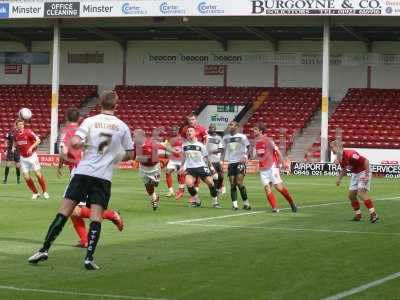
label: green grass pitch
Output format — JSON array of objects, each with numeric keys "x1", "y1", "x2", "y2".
[{"x1": 0, "y1": 167, "x2": 399, "y2": 300}]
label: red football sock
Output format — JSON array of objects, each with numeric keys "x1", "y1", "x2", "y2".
[
  {"x1": 267, "y1": 192, "x2": 277, "y2": 209},
  {"x1": 70, "y1": 216, "x2": 87, "y2": 245},
  {"x1": 145, "y1": 184, "x2": 155, "y2": 195},
  {"x1": 279, "y1": 187, "x2": 294, "y2": 205},
  {"x1": 178, "y1": 173, "x2": 186, "y2": 185},
  {"x1": 79, "y1": 206, "x2": 91, "y2": 219},
  {"x1": 37, "y1": 175, "x2": 48, "y2": 193},
  {"x1": 166, "y1": 173, "x2": 173, "y2": 189},
  {"x1": 363, "y1": 199, "x2": 374, "y2": 210},
  {"x1": 103, "y1": 210, "x2": 116, "y2": 220},
  {"x1": 351, "y1": 200, "x2": 361, "y2": 211},
  {"x1": 25, "y1": 178, "x2": 38, "y2": 194}
]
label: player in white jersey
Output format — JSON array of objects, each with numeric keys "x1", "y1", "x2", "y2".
[
  {"x1": 179, "y1": 126, "x2": 220, "y2": 208},
  {"x1": 223, "y1": 121, "x2": 251, "y2": 210},
  {"x1": 28, "y1": 91, "x2": 134, "y2": 271},
  {"x1": 206, "y1": 123, "x2": 225, "y2": 194}
]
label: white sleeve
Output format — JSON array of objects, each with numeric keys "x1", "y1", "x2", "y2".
[
  {"x1": 202, "y1": 144, "x2": 208, "y2": 157},
  {"x1": 121, "y1": 125, "x2": 134, "y2": 151},
  {"x1": 75, "y1": 118, "x2": 91, "y2": 140},
  {"x1": 243, "y1": 134, "x2": 250, "y2": 147}
]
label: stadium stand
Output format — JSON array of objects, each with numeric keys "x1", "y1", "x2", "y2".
[
  {"x1": 0, "y1": 84, "x2": 97, "y2": 153},
  {"x1": 243, "y1": 87, "x2": 321, "y2": 152},
  {"x1": 86, "y1": 86, "x2": 264, "y2": 135},
  {"x1": 307, "y1": 88, "x2": 400, "y2": 160}
]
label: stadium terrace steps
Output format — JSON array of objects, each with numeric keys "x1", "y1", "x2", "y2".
[
  {"x1": 298, "y1": 101, "x2": 340, "y2": 162},
  {"x1": 243, "y1": 87, "x2": 321, "y2": 153},
  {"x1": 0, "y1": 84, "x2": 97, "y2": 154},
  {"x1": 307, "y1": 88, "x2": 400, "y2": 161}
]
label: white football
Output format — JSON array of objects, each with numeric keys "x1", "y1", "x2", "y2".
[{"x1": 19, "y1": 108, "x2": 32, "y2": 121}]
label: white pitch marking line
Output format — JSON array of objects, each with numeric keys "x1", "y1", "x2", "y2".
[
  {"x1": 167, "y1": 196, "x2": 400, "y2": 225},
  {"x1": 0, "y1": 285, "x2": 173, "y2": 300},
  {"x1": 321, "y1": 271, "x2": 400, "y2": 300},
  {"x1": 174, "y1": 223, "x2": 400, "y2": 237}
]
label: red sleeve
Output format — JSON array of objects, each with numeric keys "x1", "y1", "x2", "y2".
[{"x1": 27, "y1": 129, "x2": 38, "y2": 141}]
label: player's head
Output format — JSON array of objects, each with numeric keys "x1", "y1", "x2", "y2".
[
  {"x1": 186, "y1": 126, "x2": 197, "y2": 141},
  {"x1": 133, "y1": 129, "x2": 146, "y2": 146},
  {"x1": 66, "y1": 107, "x2": 80, "y2": 123},
  {"x1": 15, "y1": 119, "x2": 24, "y2": 131},
  {"x1": 209, "y1": 123, "x2": 217, "y2": 135},
  {"x1": 186, "y1": 112, "x2": 197, "y2": 126},
  {"x1": 330, "y1": 140, "x2": 342, "y2": 155},
  {"x1": 228, "y1": 121, "x2": 239, "y2": 134},
  {"x1": 253, "y1": 122, "x2": 266, "y2": 137},
  {"x1": 171, "y1": 125, "x2": 179, "y2": 137},
  {"x1": 100, "y1": 90, "x2": 119, "y2": 111}
]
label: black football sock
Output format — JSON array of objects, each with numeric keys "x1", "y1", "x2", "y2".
[
  {"x1": 239, "y1": 186, "x2": 248, "y2": 201},
  {"x1": 209, "y1": 185, "x2": 218, "y2": 198},
  {"x1": 4, "y1": 166, "x2": 9, "y2": 181},
  {"x1": 40, "y1": 213, "x2": 68, "y2": 252},
  {"x1": 187, "y1": 186, "x2": 197, "y2": 196},
  {"x1": 16, "y1": 167, "x2": 20, "y2": 180},
  {"x1": 86, "y1": 221, "x2": 102, "y2": 261},
  {"x1": 231, "y1": 186, "x2": 237, "y2": 202}
]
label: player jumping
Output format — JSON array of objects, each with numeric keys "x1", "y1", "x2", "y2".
[
  {"x1": 58, "y1": 107, "x2": 124, "y2": 248},
  {"x1": 331, "y1": 140, "x2": 379, "y2": 223},
  {"x1": 180, "y1": 126, "x2": 220, "y2": 208},
  {"x1": 223, "y1": 121, "x2": 251, "y2": 210},
  {"x1": 164, "y1": 125, "x2": 185, "y2": 200},
  {"x1": 13, "y1": 119, "x2": 49, "y2": 199},
  {"x1": 3, "y1": 123, "x2": 21, "y2": 184},
  {"x1": 28, "y1": 91, "x2": 133, "y2": 270},
  {"x1": 253, "y1": 123, "x2": 297, "y2": 213}
]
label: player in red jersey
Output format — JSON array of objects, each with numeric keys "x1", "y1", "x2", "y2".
[
  {"x1": 253, "y1": 123, "x2": 297, "y2": 212},
  {"x1": 331, "y1": 141, "x2": 379, "y2": 223},
  {"x1": 179, "y1": 112, "x2": 208, "y2": 144},
  {"x1": 164, "y1": 125, "x2": 186, "y2": 200},
  {"x1": 13, "y1": 119, "x2": 49, "y2": 199},
  {"x1": 134, "y1": 129, "x2": 176, "y2": 210},
  {"x1": 58, "y1": 108, "x2": 124, "y2": 248}
]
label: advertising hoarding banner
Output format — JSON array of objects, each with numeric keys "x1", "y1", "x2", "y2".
[
  {"x1": 197, "y1": 105, "x2": 244, "y2": 132},
  {"x1": 291, "y1": 161, "x2": 400, "y2": 178},
  {"x1": 3, "y1": 0, "x2": 400, "y2": 19}
]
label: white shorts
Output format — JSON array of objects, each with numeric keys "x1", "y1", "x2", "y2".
[
  {"x1": 259, "y1": 167, "x2": 282, "y2": 186},
  {"x1": 166, "y1": 160, "x2": 181, "y2": 172},
  {"x1": 349, "y1": 170, "x2": 372, "y2": 191},
  {"x1": 140, "y1": 163, "x2": 161, "y2": 185},
  {"x1": 20, "y1": 152, "x2": 41, "y2": 174}
]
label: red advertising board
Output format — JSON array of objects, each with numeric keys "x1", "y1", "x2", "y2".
[
  {"x1": 204, "y1": 65, "x2": 225, "y2": 76},
  {"x1": 4, "y1": 64, "x2": 23, "y2": 75}
]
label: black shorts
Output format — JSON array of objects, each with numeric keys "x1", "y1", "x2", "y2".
[
  {"x1": 64, "y1": 174, "x2": 111, "y2": 209},
  {"x1": 186, "y1": 166, "x2": 212, "y2": 179},
  {"x1": 212, "y1": 162, "x2": 223, "y2": 174},
  {"x1": 6, "y1": 151, "x2": 20, "y2": 162},
  {"x1": 228, "y1": 162, "x2": 246, "y2": 177}
]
